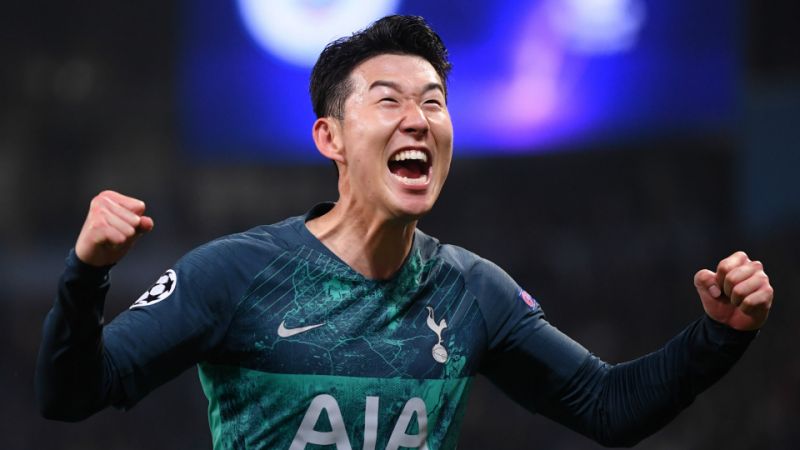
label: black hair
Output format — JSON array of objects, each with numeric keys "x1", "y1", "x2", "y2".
[{"x1": 309, "y1": 15, "x2": 451, "y2": 120}]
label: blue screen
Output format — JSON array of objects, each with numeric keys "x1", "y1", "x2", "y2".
[{"x1": 179, "y1": 0, "x2": 738, "y2": 161}]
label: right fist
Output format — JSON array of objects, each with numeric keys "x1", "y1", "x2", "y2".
[{"x1": 74, "y1": 190, "x2": 154, "y2": 267}]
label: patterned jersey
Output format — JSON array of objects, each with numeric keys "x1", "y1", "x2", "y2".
[
  {"x1": 37, "y1": 203, "x2": 757, "y2": 449},
  {"x1": 101, "y1": 203, "x2": 588, "y2": 449}
]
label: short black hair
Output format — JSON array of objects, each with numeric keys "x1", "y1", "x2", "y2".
[{"x1": 310, "y1": 15, "x2": 451, "y2": 119}]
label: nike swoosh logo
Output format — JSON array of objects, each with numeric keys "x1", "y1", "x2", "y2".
[{"x1": 277, "y1": 320, "x2": 325, "y2": 338}]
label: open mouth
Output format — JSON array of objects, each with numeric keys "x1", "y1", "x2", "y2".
[{"x1": 387, "y1": 149, "x2": 432, "y2": 186}]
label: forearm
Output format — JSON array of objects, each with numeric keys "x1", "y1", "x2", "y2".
[
  {"x1": 35, "y1": 250, "x2": 122, "y2": 421},
  {"x1": 546, "y1": 316, "x2": 757, "y2": 447}
]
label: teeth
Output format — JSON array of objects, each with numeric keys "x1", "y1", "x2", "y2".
[
  {"x1": 391, "y1": 173, "x2": 429, "y2": 185},
  {"x1": 391, "y1": 150, "x2": 428, "y2": 163}
]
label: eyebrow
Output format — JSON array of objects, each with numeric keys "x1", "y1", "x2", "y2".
[{"x1": 368, "y1": 80, "x2": 445, "y2": 96}]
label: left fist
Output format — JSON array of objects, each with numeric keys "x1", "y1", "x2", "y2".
[{"x1": 694, "y1": 251, "x2": 773, "y2": 331}]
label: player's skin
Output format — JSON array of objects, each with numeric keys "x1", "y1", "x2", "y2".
[
  {"x1": 694, "y1": 252, "x2": 773, "y2": 331},
  {"x1": 75, "y1": 190, "x2": 154, "y2": 267},
  {"x1": 74, "y1": 54, "x2": 773, "y2": 332},
  {"x1": 306, "y1": 53, "x2": 453, "y2": 280}
]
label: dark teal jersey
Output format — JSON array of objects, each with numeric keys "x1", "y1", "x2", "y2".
[
  {"x1": 37, "y1": 203, "x2": 758, "y2": 449},
  {"x1": 100, "y1": 203, "x2": 587, "y2": 449}
]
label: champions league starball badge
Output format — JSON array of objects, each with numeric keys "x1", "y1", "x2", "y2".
[
  {"x1": 426, "y1": 306, "x2": 448, "y2": 364},
  {"x1": 130, "y1": 269, "x2": 177, "y2": 309}
]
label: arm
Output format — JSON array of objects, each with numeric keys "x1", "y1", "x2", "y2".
[
  {"x1": 36, "y1": 251, "x2": 121, "y2": 421},
  {"x1": 476, "y1": 253, "x2": 772, "y2": 447},
  {"x1": 484, "y1": 314, "x2": 755, "y2": 447},
  {"x1": 36, "y1": 190, "x2": 153, "y2": 420},
  {"x1": 35, "y1": 191, "x2": 234, "y2": 420}
]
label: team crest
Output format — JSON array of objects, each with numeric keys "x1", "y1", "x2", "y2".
[
  {"x1": 131, "y1": 269, "x2": 177, "y2": 309},
  {"x1": 426, "y1": 306, "x2": 448, "y2": 363}
]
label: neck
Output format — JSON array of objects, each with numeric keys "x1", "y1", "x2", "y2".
[{"x1": 306, "y1": 201, "x2": 417, "y2": 280}]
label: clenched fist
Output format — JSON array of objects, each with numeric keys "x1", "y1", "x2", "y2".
[
  {"x1": 74, "y1": 190, "x2": 154, "y2": 267},
  {"x1": 694, "y1": 251, "x2": 773, "y2": 331}
]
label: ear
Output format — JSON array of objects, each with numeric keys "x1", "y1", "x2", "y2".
[{"x1": 312, "y1": 117, "x2": 345, "y2": 165}]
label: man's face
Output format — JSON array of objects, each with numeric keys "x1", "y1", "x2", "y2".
[{"x1": 337, "y1": 53, "x2": 453, "y2": 221}]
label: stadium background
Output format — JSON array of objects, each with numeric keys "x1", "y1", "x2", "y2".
[{"x1": 1, "y1": 1, "x2": 798, "y2": 449}]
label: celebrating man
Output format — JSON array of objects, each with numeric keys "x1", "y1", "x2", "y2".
[{"x1": 37, "y1": 15, "x2": 773, "y2": 449}]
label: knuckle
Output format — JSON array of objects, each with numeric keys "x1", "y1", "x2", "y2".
[
  {"x1": 89, "y1": 196, "x2": 102, "y2": 210},
  {"x1": 732, "y1": 284, "x2": 748, "y2": 299},
  {"x1": 739, "y1": 300, "x2": 754, "y2": 313},
  {"x1": 741, "y1": 294, "x2": 758, "y2": 305},
  {"x1": 92, "y1": 195, "x2": 113, "y2": 211},
  {"x1": 743, "y1": 295, "x2": 769, "y2": 312},
  {"x1": 720, "y1": 257, "x2": 738, "y2": 270},
  {"x1": 694, "y1": 269, "x2": 706, "y2": 282},
  {"x1": 88, "y1": 216, "x2": 107, "y2": 229},
  {"x1": 758, "y1": 295, "x2": 772, "y2": 309},
  {"x1": 724, "y1": 270, "x2": 738, "y2": 283}
]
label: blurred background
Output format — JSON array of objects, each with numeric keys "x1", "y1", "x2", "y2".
[{"x1": 2, "y1": 0, "x2": 798, "y2": 449}]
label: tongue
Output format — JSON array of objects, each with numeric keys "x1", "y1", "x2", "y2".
[{"x1": 389, "y1": 160, "x2": 425, "y2": 178}]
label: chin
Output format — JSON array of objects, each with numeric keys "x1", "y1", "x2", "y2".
[
  {"x1": 382, "y1": 184, "x2": 441, "y2": 221},
  {"x1": 392, "y1": 199, "x2": 436, "y2": 221}
]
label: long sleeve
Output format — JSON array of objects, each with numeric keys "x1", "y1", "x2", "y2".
[
  {"x1": 487, "y1": 314, "x2": 755, "y2": 447},
  {"x1": 35, "y1": 250, "x2": 122, "y2": 421},
  {"x1": 577, "y1": 316, "x2": 755, "y2": 447},
  {"x1": 471, "y1": 258, "x2": 757, "y2": 447},
  {"x1": 35, "y1": 238, "x2": 247, "y2": 422}
]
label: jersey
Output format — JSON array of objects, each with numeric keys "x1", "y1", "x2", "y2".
[
  {"x1": 100, "y1": 203, "x2": 588, "y2": 449},
  {"x1": 36, "y1": 203, "x2": 759, "y2": 449}
]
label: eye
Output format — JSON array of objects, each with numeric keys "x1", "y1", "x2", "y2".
[
  {"x1": 380, "y1": 97, "x2": 399, "y2": 104},
  {"x1": 423, "y1": 98, "x2": 444, "y2": 109}
]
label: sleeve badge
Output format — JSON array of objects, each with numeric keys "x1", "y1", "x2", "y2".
[
  {"x1": 518, "y1": 289, "x2": 539, "y2": 310},
  {"x1": 130, "y1": 269, "x2": 177, "y2": 309}
]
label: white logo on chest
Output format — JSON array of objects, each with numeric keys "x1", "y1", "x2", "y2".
[
  {"x1": 278, "y1": 320, "x2": 325, "y2": 338},
  {"x1": 425, "y1": 306, "x2": 448, "y2": 364},
  {"x1": 290, "y1": 394, "x2": 429, "y2": 450}
]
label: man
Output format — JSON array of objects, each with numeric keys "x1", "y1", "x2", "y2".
[{"x1": 37, "y1": 15, "x2": 773, "y2": 449}]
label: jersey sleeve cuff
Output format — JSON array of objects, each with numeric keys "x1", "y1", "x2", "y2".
[
  {"x1": 701, "y1": 314, "x2": 759, "y2": 348},
  {"x1": 64, "y1": 248, "x2": 113, "y2": 286}
]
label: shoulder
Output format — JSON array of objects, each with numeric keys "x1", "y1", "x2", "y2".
[
  {"x1": 164, "y1": 216, "x2": 305, "y2": 299},
  {"x1": 415, "y1": 229, "x2": 480, "y2": 272},
  {"x1": 434, "y1": 241, "x2": 519, "y2": 297},
  {"x1": 414, "y1": 229, "x2": 518, "y2": 291},
  {"x1": 180, "y1": 216, "x2": 302, "y2": 269},
  {"x1": 417, "y1": 231, "x2": 532, "y2": 310},
  {"x1": 130, "y1": 216, "x2": 306, "y2": 310}
]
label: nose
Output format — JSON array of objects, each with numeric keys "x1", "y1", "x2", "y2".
[{"x1": 400, "y1": 103, "x2": 429, "y2": 139}]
